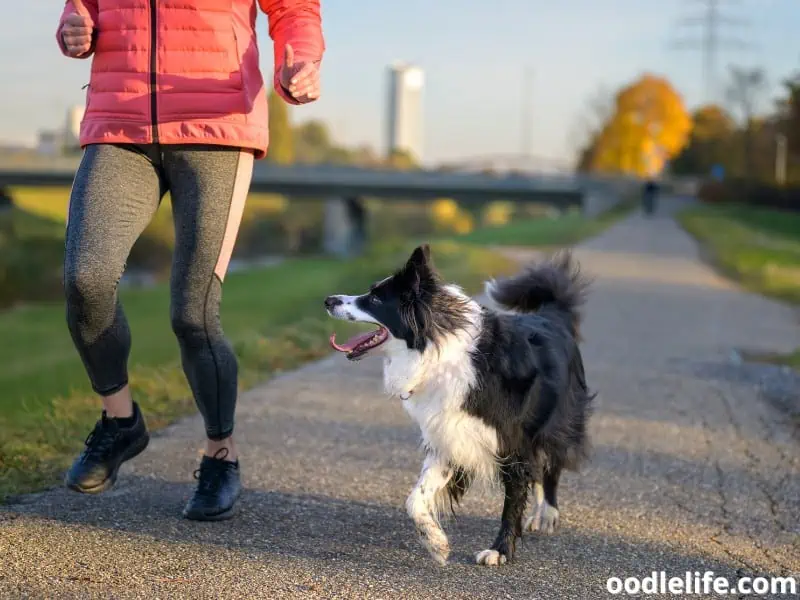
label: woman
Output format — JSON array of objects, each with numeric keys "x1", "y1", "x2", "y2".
[{"x1": 56, "y1": 0, "x2": 324, "y2": 521}]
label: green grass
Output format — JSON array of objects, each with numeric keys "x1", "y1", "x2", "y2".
[
  {"x1": 10, "y1": 185, "x2": 291, "y2": 228},
  {"x1": 678, "y1": 203, "x2": 800, "y2": 304},
  {"x1": 738, "y1": 348, "x2": 800, "y2": 369},
  {"x1": 679, "y1": 202, "x2": 800, "y2": 371},
  {"x1": 455, "y1": 200, "x2": 635, "y2": 247},
  {"x1": 0, "y1": 239, "x2": 517, "y2": 501}
]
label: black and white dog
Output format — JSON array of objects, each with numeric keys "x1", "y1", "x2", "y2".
[{"x1": 324, "y1": 245, "x2": 594, "y2": 566}]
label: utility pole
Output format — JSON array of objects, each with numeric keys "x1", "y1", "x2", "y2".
[
  {"x1": 776, "y1": 133, "x2": 788, "y2": 185},
  {"x1": 702, "y1": 0, "x2": 719, "y2": 102},
  {"x1": 670, "y1": 0, "x2": 751, "y2": 104},
  {"x1": 520, "y1": 66, "x2": 533, "y2": 160}
]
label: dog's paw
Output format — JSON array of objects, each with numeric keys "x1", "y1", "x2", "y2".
[
  {"x1": 426, "y1": 544, "x2": 450, "y2": 566},
  {"x1": 524, "y1": 502, "x2": 560, "y2": 534},
  {"x1": 423, "y1": 540, "x2": 450, "y2": 565},
  {"x1": 417, "y1": 526, "x2": 450, "y2": 565},
  {"x1": 475, "y1": 549, "x2": 507, "y2": 566}
]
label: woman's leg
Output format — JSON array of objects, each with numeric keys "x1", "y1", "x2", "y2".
[
  {"x1": 64, "y1": 143, "x2": 165, "y2": 493},
  {"x1": 161, "y1": 144, "x2": 253, "y2": 520}
]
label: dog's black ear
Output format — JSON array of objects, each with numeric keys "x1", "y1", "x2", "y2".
[
  {"x1": 399, "y1": 255, "x2": 425, "y2": 298},
  {"x1": 410, "y1": 268, "x2": 421, "y2": 296},
  {"x1": 407, "y1": 244, "x2": 432, "y2": 270},
  {"x1": 400, "y1": 244, "x2": 434, "y2": 299}
]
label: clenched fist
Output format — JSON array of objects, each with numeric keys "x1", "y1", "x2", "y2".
[
  {"x1": 278, "y1": 44, "x2": 321, "y2": 103},
  {"x1": 61, "y1": 0, "x2": 94, "y2": 58}
]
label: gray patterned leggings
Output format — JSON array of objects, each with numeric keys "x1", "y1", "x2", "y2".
[{"x1": 64, "y1": 143, "x2": 254, "y2": 440}]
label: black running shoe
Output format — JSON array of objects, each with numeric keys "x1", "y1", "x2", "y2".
[
  {"x1": 64, "y1": 402, "x2": 150, "y2": 494},
  {"x1": 183, "y1": 448, "x2": 241, "y2": 521}
]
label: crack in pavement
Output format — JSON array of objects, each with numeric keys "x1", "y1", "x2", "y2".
[{"x1": 714, "y1": 387, "x2": 797, "y2": 577}]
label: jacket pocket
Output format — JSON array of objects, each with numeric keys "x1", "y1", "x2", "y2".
[
  {"x1": 227, "y1": 16, "x2": 245, "y2": 96},
  {"x1": 83, "y1": 82, "x2": 93, "y2": 114}
]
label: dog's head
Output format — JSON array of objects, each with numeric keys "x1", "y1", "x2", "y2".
[{"x1": 325, "y1": 244, "x2": 471, "y2": 360}]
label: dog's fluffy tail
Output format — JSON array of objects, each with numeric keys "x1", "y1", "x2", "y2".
[{"x1": 484, "y1": 250, "x2": 590, "y2": 330}]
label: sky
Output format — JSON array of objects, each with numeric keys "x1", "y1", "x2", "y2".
[{"x1": 2, "y1": 0, "x2": 799, "y2": 166}]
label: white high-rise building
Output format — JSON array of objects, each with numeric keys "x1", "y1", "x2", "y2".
[
  {"x1": 386, "y1": 62, "x2": 424, "y2": 162},
  {"x1": 64, "y1": 105, "x2": 85, "y2": 149}
]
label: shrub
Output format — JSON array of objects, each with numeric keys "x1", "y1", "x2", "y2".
[
  {"x1": 0, "y1": 231, "x2": 64, "y2": 308},
  {"x1": 698, "y1": 179, "x2": 800, "y2": 211}
]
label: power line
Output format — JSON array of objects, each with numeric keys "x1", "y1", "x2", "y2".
[{"x1": 669, "y1": 0, "x2": 753, "y2": 104}]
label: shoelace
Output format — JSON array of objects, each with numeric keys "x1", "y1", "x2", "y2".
[
  {"x1": 82, "y1": 416, "x2": 121, "y2": 462},
  {"x1": 192, "y1": 448, "x2": 234, "y2": 497}
]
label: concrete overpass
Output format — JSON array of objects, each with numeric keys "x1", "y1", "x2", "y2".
[
  {"x1": 438, "y1": 153, "x2": 576, "y2": 175},
  {"x1": 0, "y1": 162, "x2": 588, "y2": 204},
  {"x1": 0, "y1": 160, "x2": 638, "y2": 256}
]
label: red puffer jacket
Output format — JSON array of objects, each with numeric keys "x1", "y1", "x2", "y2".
[{"x1": 56, "y1": 0, "x2": 324, "y2": 159}]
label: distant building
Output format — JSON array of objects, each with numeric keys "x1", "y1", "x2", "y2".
[
  {"x1": 34, "y1": 105, "x2": 84, "y2": 156},
  {"x1": 385, "y1": 62, "x2": 424, "y2": 163},
  {"x1": 37, "y1": 130, "x2": 63, "y2": 156},
  {"x1": 64, "y1": 105, "x2": 85, "y2": 150}
]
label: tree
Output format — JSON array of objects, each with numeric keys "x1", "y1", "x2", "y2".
[
  {"x1": 266, "y1": 89, "x2": 294, "y2": 164},
  {"x1": 726, "y1": 66, "x2": 767, "y2": 125},
  {"x1": 691, "y1": 104, "x2": 736, "y2": 141},
  {"x1": 725, "y1": 66, "x2": 767, "y2": 177},
  {"x1": 586, "y1": 74, "x2": 692, "y2": 177},
  {"x1": 324, "y1": 146, "x2": 357, "y2": 165},
  {"x1": 670, "y1": 104, "x2": 737, "y2": 176},
  {"x1": 294, "y1": 119, "x2": 332, "y2": 163},
  {"x1": 782, "y1": 75, "x2": 800, "y2": 157},
  {"x1": 351, "y1": 144, "x2": 380, "y2": 167},
  {"x1": 292, "y1": 119, "x2": 369, "y2": 165},
  {"x1": 571, "y1": 84, "x2": 614, "y2": 169},
  {"x1": 385, "y1": 148, "x2": 419, "y2": 170},
  {"x1": 576, "y1": 138, "x2": 598, "y2": 172}
]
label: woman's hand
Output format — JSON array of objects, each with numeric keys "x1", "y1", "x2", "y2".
[
  {"x1": 278, "y1": 44, "x2": 321, "y2": 103},
  {"x1": 61, "y1": 0, "x2": 94, "y2": 58}
]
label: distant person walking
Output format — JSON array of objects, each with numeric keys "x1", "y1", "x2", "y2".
[
  {"x1": 642, "y1": 178, "x2": 659, "y2": 216},
  {"x1": 56, "y1": 0, "x2": 324, "y2": 520}
]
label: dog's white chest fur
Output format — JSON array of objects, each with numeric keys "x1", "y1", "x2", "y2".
[
  {"x1": 402, "y1": 389, "x2": 500, "y2": 482},
  {"x1": 382, "y1": 306, "x2": 500, "y2": 481}
]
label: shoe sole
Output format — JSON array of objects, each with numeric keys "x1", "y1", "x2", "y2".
[
  {"x1": 182, "y1": 504, "x2": 238, "y2": 522},
  {"x1": 66, "y1": 432, "x2": 150, "y2": 495},
  {"x1": 183, "y1": 489, "x2": 242, "y2": 522}
]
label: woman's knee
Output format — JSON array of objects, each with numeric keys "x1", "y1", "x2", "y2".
[
  {"x1": 170, "y1": 301, "x2": 209, "y2": 342},
  {"x1": 64, "y1": 262, "x2": 117, "y2": 311},
  {"x1": 170, "y1": 278, "x2": 224, "y2": 343}
]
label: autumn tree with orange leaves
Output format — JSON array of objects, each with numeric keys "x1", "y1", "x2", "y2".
[{"x1": 579, "y1": 74, "x2": 692, "y2": 177}]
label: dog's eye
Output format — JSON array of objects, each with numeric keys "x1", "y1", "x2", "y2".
[{"x1": 370, "y1": 294, "x2": 381, "y2": 305}]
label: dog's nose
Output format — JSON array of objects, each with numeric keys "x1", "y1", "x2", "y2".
[{"x1": 324, "y1": 296, "x2": 343, "y2": 310}]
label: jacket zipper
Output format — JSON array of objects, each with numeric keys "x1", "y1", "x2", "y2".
[{"x1": 149, "y1": 0, "x2": 159, "y2": 142}]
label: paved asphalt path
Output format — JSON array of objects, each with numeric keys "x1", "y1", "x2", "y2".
[{"x1": 2, "y1": 197, "x2": 799, "y2": 599}]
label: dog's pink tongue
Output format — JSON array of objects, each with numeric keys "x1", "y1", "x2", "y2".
[{"x1": 329, "y1": 331, "x2": 375, "y2": 352}]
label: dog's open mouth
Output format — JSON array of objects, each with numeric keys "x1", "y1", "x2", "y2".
[{"x1": 329, "y1": 326, "x2": 389, "y2": 360}]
